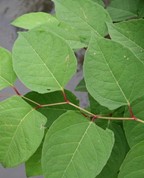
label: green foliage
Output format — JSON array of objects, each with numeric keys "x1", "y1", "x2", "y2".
[
  {"x1": 107, "y1": 19, "x2": 144, "y2": 61},
  {"x1": 54, "y1": 0, "x2": 112, "y2": 42},
  {"x1": 84, "y1": 35, "x2": 144, "y2": 110},
  {"x1": 25, "y1": 90, "x2": 79, "y2": 127},
  {"x1": 12, "y1": 12, "x2": 59, "y2": 30},
  {"x1": 42, "y1": 111, "x2": 114, "y2": 178},
  {"x1": 13, "y1": 31, "x2": 77, "y2": 93},
  {"x1": 0, "y1": 96, "x2": 46, "y2": 167},
  {"x1": 106, "y1": 0, "x2": 144, "y2": 21},
  {"x1": 0, "y1": 0, "x2": 144, "y2": 177},
  {"x1": 0, "y1": 48, "x2": 16, "y2": 90},
  {"x1": 118, "y1": 141, "x2": 144, "y2": 178},
  {"x1": 124, "y1": 96, "x2": 144, "y2": 148}
]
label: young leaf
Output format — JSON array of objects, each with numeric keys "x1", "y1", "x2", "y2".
[
  {"x1": 107, "y1": 19, "x2": 144, "y2": 63},
  {"x1": 118, "y1": 141, "x2": 144, "y2": 178},
  {"x1": 96, "y1": 123, "x2": 129, "y2": 178},
  {"x1": 123, "y1": 96, "x2": 144, "y2": 148},
  {"x1": 0, "y1": 47, "x2": 16, "y2": 90},
  {"x1": 84, "y1": 36, "x2": 144, "y2": 110},
  {"x1": 0, "y1": 96, "x2": 47, "y2": 167},
  {"x1": 42, "y1": 111, "x2": 114, "y2": 178},
  {"x1": 12, "y1": 31, "x2": 77, "y2": 93},
  {"x1": 25, "y1": 144, "x2": 43, "y2": 177},
  {"x1": 53, "y1": 0, "x2": 112, "y2": 42},
  {"x1": 12, "y1": 12, "x2": 59, "y2": 30},
  {"x1": 107, "y1": 0, "x2": 144, "y2": 21},
  {"x1": 25, "y1": 90, "x2": 79, "y2": 127}
]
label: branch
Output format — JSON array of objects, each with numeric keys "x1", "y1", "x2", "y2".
[{"x1": 11, "y1": 86, "x2": 144, "y2": 124}]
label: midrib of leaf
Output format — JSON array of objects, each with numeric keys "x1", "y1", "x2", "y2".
[
  {"x1": 58, "y1": 2, "x2": 101, "y2": 36},
  {"x1": 0, "y1": 75, "x2": 13, "y2": 86},
  {"x1": 112, "y1": 26, "x2": 144, "y2": 65},
  {"x1": 98, "y1": 44, "x2": 130, "y2": 105},
  {"x1": 3, "y1": 108, "x2": 35, "y2": 163},
  {"x1": 61, "y1": 122, "x2": 92, "y2": 178},
  {"x1": 22, "y1": 34, "x2": 63, "y2": 91}
]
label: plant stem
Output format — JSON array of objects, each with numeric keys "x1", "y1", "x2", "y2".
[
  {"x1": 69, "y1": 102, "x2": 97, "y2": 117},
  {"x1": 21, "y1": 95, "x2": 41, "y2": 106},
  {"x1": 11, "y1": 86, "x2": 144, "y2": 124},
  {"x1": 98, "y1": 116, "x2": 144, "y2": 124},
  {"x1": 42, "y1": 102, "x2": 68, "y2": 107}
]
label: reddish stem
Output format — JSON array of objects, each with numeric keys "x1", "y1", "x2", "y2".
[
  {"x1": 128, "y1": 105, "x2": 137, "y2": 120},
  {"x1": 12, "y1": 86, "x2": 21, "y2": 96},
  {"x1": 81, "y1": 112, "x2": 89, "y2": 118},
  {"x1": 91, "y1": 115, "x2": 98, "y2": 122},
  {"x1": 62, "y1": 90, "x2": 69, "y2": 104},
  {"x1": 35, "y1": 105, "x2": 43, "y2": 110}
]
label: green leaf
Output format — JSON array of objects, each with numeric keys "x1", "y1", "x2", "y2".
[
  {"x1": 118, "y1": 141, "x2": 144, "y2": 178},
  {"x1": 42, "y1": 111, "x2": 114, "y2": 178},
  {"x1": 53, "y1": 0, "x2": 112, "y2": 42},
  {"x1": 0, "y1": 47, "x2": 16, "y2": 90},
  {"x1": 84, "y1": 36, "x2": 144, "y2": 110},
  {"x1": 12, "y1": 12, "x2": 59, "y2": 30},
  {"x1": 32, "y1": 22, "x2": 87, "y2": 50},
  {"x1": 75, "y1": 79, "x2": 87, "y2": 92},
  {"x1": 0, "y1": 96, "x2": 47, "y2": 167},
  {"x1": 96, "y1": 123, "x2": 129, "y2": 178},
  {"x1": 123, "y1": 96, "x2": 144, "y2": 148},
  {"x1": 25, "y1": 90, "x2": 79, "y2": 128},
  {"x1": 107, "y1": 19, "x2": 144, "y2": 63},
  {"x1": 12, "y1": 31, "x2": 77, "y2": 93},
  {"x1": 89, "y1": 94, "x2": 112, "y2": 115},
  {"x1": 107, "y1": 0, "x2": 144, "y2": 21},
  {"x1": 25, "y1": 144, "x2": 43, "y2": 177}
]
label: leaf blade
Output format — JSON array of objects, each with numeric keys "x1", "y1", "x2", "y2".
[
  {"x1": 12, "y1": 31, "x2": 77, "y2": 93},
  {"x1": 107, "y1": 19, "x2": 144, "y2": 63},
  {"x1": 118, "y1": 141, "x2": 144, "y2": 178},
  {"x1": 42, "y1": 111, "x2": 114, "y2": 178},
  {"x1": 0, "y1": 48, "x2": 16, "y2": 90},
  {"x1": 0, "y1": 96, "x2": 47, "y2": 167},
  {"x1": 12, "y1": 12, "x2": 59, "y2": 30},
  {"x1": 53, "y1": 0, "x2": 112, "y2": 42},
  {"x1": 84, "y1": 36, "x2": 144, "y2": 110}
]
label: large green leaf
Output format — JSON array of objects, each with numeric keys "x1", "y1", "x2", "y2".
[
  {"x1": 107, "y1": 0, "x2": 144, "y2": 21},
  {"x1": 118, "y1": 141, "x2": 144, "y2": 178},
  {"x1": 107, "y1": 19, "x2": 144, "y2": 63},
  {"x1": 123, "y1": 96, "x2": 144, "y2": 148},
  {"x1": 12, "y1": 31, "x2": 77, "y2": 93},
  {"x1": 0, "y1": 48, "x2": 16, "y2": 90},
  {"x1": 25, "y1": 90, "x2": 79, "y2": 127},
  {"x1": 96, "y1": 123, "x2": 129, "y2": 178},
  {"x1": 12, "y1": 12, "x2": 59, "y2": 30},
  {"x1": 84, "y1": 36, "x2": 144, "y2": 110},
  {"x1": 53, "y1": 0, "x2": 112, "y2": 42},
  {"x1": 42, "y1": 111, "x2": 114, "y2": 178},
  {"x1": 0, "y1": 96, "x2": 47, "y2": 167}
]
